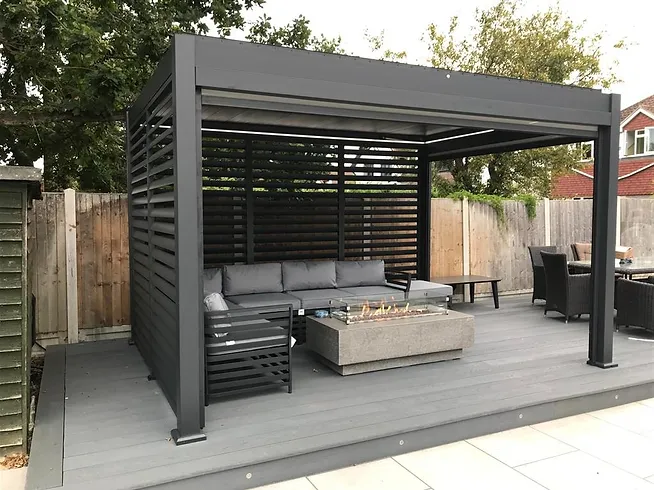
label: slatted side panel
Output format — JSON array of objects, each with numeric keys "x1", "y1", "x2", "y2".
[
  {"x1": 251, "y1": 139, "x2": 339, "y2": 263},
  {"x1": 127, "y1": 78, "x2": 179, "y2": 412},
  {"x1": 343, "y1": 147, "x2": 419, "y2": 274},
  {"x1": 201, "y1": 132, "x2": 419, "y2": 275}
]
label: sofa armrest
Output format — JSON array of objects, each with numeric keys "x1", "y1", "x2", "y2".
[
  {"x1": 385, "y1": 271, "x2": 412, "y2": 295},
  {"x1": 204, "y1": 304, "x2": 293, "y2": 354}
]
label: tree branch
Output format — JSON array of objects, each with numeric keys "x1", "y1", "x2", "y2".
[{"x1": 0, "y1": 111, "x2": 125, "y2": 126}]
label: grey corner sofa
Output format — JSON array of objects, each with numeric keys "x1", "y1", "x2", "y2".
[
  {"x1": 203, "y1": 259, "x2": 452, "y2": 313},
  {"x1": 201, "y1": 259, "x2": 452, "y2": 402}
]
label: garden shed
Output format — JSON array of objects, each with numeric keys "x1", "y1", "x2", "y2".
[
  {"x1": 125, "y1": 33, "x2": 622, "y2": 445},
  {"x1": 0, "y1": 166, "x2": 42, "y2": 457}
]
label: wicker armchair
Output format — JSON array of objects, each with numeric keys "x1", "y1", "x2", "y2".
[
  {"x1": 571, "y1": 243, "x2": 592, "y2": 261},
  {"x1": 615, "y1": 278, "x2": 654, "y2": 333},
  {"x1": 541, "y1": 251, "x2": 592, "y2": 323},
  {"x1": 528, "y1": 246, "x2": 557, "y2": 304}
]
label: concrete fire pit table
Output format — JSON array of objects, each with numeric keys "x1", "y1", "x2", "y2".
[{"x1": 306, "y1": 300, "x2": 475, "y2": 375}]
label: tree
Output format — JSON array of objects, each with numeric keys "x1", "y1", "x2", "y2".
[
  {"x1": 1, "y1": 0, "x2": 266, "y2": 190},
  {"x1": 372, "y1": 0, "x2": 625, "y2": 197},
  {"x1": 247, "y1": 14, "x2": 343, "y2": 53},
  {"x1": 1, "y1": 2, "x2": 341, "y2": 191}
]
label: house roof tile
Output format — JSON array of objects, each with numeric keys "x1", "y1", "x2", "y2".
[
  {"x1": 552, "y1": 158, "x2": 654, "y2": 198},
  {"x1": 621, "y1": 94, "x2": 654, "y2": 122}
]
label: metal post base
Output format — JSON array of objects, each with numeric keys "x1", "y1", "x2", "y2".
[
  {"x1": 587, "y1": 360, "x2": 618, "y2": 369},
  {"x1": 171, "y1": 429, "x2": 207, "y2": 446}
]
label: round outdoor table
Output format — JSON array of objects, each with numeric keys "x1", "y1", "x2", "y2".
[{"x1": 568, "y1": 258, "x2": 654, "y2": 280}]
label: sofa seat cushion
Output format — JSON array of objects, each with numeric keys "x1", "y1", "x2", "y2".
[
  {"x1": 406, "y1": 280, "x2": 453, "y2": 298},
  {"x1": 223, "y1": 262, "x2": 283, "y2": 296},
  {"x1": 338, "y1": 285, "x2": 405, "y2": 299},
  {"x1": 282, "y1": 260, "x2": 336, "y2": 290},
  {"x1": 287, "y1": 288, "x2": 354, "y2": 310},
  {"x1": 226, "y1": 292, "x2": 301, "y2": 310},
  {"x1": 336, "y1": 260, "x2": 386, "y2": 288}
]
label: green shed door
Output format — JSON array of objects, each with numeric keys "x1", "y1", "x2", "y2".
[{"x1": 0, "y1": 188, "x2": 29, "y2": 457}]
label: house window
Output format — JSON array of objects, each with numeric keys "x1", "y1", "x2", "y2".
[
  {"x1": 623, "y1": 127, "x2": 654, "y2": 156},
  {"x1": 581, "y1": 141, "x2": 593, "y2": 161},
  {"x1": 573, "y1": 141, "x2": 594, "y2": 161}
]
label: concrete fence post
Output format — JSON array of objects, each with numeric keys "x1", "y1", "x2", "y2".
[{"x1": 63, "y1": 188, "x2": 79, "y2": 344}]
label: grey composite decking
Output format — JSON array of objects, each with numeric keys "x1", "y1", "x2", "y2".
[{"x1": 28, "y1": 296, "x2": 654, "y2": 490}]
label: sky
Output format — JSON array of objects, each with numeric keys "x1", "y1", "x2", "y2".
[{"x1": 225, "y1": 0, "x2": 653, "y2": 109}]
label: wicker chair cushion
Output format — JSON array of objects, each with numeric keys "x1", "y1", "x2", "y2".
[{"x1": 573, "y1": 243, "x2": 592, "y2": 261}]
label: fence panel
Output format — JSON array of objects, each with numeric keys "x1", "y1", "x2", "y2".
[
  {"x1": 430, "y1": 199, "x2": 464, "y2": 278},
  {"x1": 550, "y1": 199, "x2": 593, "y2": 258},
  {"x1": 468, "y1": 200, "x2": 546, "y2": 293},
  {"x1": 28, "y1": 193, "x2": 67, "y2": 342},
  {"x1": 621, "y1": 198, "x2": 654, "y2": 258},
  {"x1": 76, "y1": 193, "x2": 130, "y2": 339},
  {"x1": 26, "y1": 192, "x2": 654, "y2": 344}
]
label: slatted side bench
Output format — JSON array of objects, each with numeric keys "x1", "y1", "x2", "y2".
[{"x1": 204, "y1": 304, "x2": 293, "y2": 403}]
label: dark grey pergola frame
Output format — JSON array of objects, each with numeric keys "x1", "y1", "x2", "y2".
[{"x1": 126, "y1": 33, "x2": 620, "y2": 444}]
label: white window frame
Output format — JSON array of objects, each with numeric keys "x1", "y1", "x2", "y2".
[
  {"x1": 621, "y1": 126, "x2": 654, "y2": 157},
  {"x1": 580, "y1": 141, "x2": 594, "y2": 161}
]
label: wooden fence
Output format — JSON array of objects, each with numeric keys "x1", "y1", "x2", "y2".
[
  {"x1": 27, "y1": 192, "x2": 653, "y2": 343},
  {"x1": 28, "y1": 191, "x2": 129, "y2": 344}
]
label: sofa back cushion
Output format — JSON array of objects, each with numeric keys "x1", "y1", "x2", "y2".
[
  {"x1": 223, "y1": 262, "x2": 283, "y2": 296},
  {"x1": 336, "y1": 260, "x2": 386, "y2": 288},
  {"x1": 202, "y1": 268, "x2": 223, "y2": 296},
  {"x1": 282, "y1": 260, "x2": 336, "y2": 291}
]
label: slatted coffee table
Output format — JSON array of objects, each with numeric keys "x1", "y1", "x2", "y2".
[{"x1": 432, "y1": 275, "x2": 501, "y2": 309}]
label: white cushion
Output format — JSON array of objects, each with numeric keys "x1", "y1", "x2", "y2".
[{"x1": 204, "y1": 292, "x2": 229, "y2": 312}]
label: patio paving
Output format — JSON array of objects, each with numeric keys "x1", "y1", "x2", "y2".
[{"x1": 253, "y1": 399, "x2": 654, "y2": 490}]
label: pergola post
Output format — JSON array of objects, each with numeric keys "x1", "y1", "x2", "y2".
[
  {"x1": 417, "y1": 148, "x2": 432, "y2": 281},
  {"x1": 171, "y1": 34, "x2": 206, "y2": 443},
  {"x1": 588, "y1": 94, "x2": 621, "y2": 369}
]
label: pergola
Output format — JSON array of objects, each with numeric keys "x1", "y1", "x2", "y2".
[{"x1": 126, "y1": 33, "x2": 620, "y2": 444}]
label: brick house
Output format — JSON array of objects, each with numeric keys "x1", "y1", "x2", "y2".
[{"x1": 552, "y1": 94, "x2": 654, "y2": 198}]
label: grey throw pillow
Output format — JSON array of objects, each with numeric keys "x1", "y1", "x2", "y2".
[
  {"x1": 223, "y1": 263, "x2": 284, "y2": 296},
  {"x1": 336, "y1": 260, "x2": 386, "y2": 287},
  {"x1": 203, "y1": 268, "x2": 223, "y2": 296},
  {"x1": 282, "y1": 260, "x2": 336, "y2": 290}
]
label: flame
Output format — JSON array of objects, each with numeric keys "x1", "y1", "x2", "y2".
[{"x1": 357, "y1": 298, "x2": 411, "y2": 320}]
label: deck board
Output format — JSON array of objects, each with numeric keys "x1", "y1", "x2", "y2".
[{"x1": 28, "y1": 296, "x2": 654, "y2": 490}]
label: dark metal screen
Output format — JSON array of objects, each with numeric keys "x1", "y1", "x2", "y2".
[
  {"x1": 201, "y1": 130, "x2": 420, "y2": 275},
  {"x1": 127, "y1": 78, "x2": 179, "y2": 411}
]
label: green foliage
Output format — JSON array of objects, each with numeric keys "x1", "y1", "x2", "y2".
[
  {"x1": 371, "y1": 0, "x2": 625, "y2": 197},
  {"x1": 1, "y1": 0, "x2": 265, "y2": 190},
  {"x1": 247, "y1": 14, "x2": 344, "y2": 53},
  {"x1": 514, "y1": 193, "x2": 538, "y2": 220},
  {"x1": 434, "y1": 190, "x2": 538, "y2": 224},
  {"x1": 0, "y1": 1, "x2": 341, "y2": 191}
]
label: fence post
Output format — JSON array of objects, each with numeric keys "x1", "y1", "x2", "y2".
[
  {"x1": 63, "y1": 188, "x2": 79, "y2": 344},
  {"x1": 543, "y1": 198, "x2": 551, "y2": 246},
  {"x1": 615, "y1": 196, "x2": 622, "y2": 247},
  {"x1": 462, "y1": 197, "x2": 470, "y2": 302}
]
